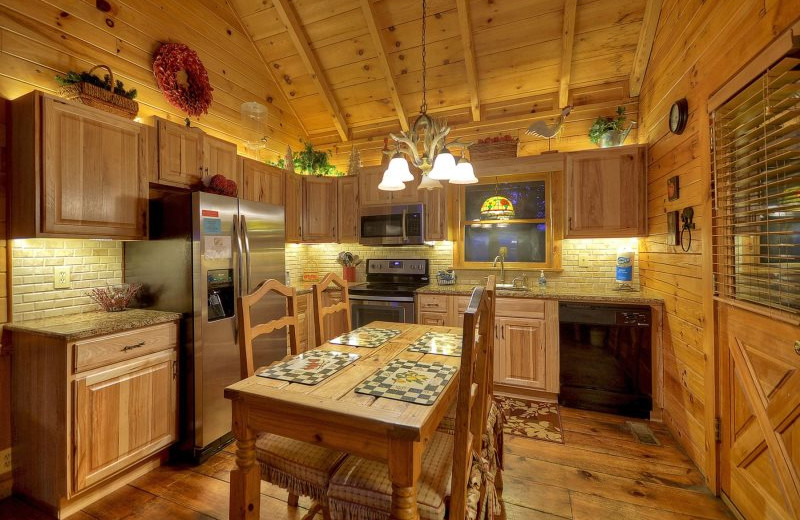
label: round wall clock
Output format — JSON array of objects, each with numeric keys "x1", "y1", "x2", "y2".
[{"x1": 669, "y1": 98, "x2": 689, "y2": 134}]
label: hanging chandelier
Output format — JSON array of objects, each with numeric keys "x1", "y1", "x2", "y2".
[
  {"x1": 480, "y1": 178, "x2": 515, "y2": 220},
  {"x1": 379, "y1": 0, "x2": 477, "y2": 191}
]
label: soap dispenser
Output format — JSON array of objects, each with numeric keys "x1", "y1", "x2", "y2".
[{"x1": 538, "y1": 270, "x2": 547, "y2": 288}]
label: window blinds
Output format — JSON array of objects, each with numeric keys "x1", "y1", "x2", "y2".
[{"x1": 711, "y1": 54, "x2": 800, "y2": 314}]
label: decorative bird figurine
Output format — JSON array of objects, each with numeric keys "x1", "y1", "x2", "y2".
[{"x1": 526, "y1": 105, "x2": 572, "y2": 138}]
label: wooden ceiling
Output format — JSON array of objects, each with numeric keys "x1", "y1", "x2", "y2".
[{"x1": 229, "y1": 0, "x2": 660, "y2": 163}]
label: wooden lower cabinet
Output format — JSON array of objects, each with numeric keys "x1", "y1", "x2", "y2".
[
  {"x1": 10, "y1": 321, "x2": 179, "y2": 516},
  {"x1": 416, "y1": 293, "x2": 559, "y2": 393}
]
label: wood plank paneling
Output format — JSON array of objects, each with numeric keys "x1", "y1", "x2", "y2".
[
  {"x1": 0, "y1": 99, "x2": 10, "y2": 500},
  {"x1": 0, "y1": 0, "x2": 306, "y2": 157},
  {"x1": 637, "y1": 0, "x2": 800, "y2": 492}
]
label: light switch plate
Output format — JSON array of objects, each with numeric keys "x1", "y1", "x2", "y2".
[
  {"x1": 579, "y1": 255, "x2": 589, "y2": 268},
  {"x1": 0, "y1": 448, "x2": 11, "y2": 474},
  {"x1": 54, "y1": 266, "x2": 71, "y2": 289}
]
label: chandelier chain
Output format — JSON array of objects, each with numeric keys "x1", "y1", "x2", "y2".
[{"x1": 420, "y1": 0, "x2": 427, "y2": 114}]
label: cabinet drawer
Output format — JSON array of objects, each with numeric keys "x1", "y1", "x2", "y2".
[
  {"x1": 417, "y1": 294, "x2": 449, "y2": 313},
  {"x1": 73, "y1": 322, "x2": 178, "y2": 373},
  {"x1": 496, "y1": 298, "x2": 545, "y2": 319}
]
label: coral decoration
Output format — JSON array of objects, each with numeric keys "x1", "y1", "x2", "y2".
[
  {"x1": 87, "y1": 283, "x2": 142, "y2": 312},
  {"x1": 152, "y1": 43, "x2": 213, "y2": 117}
]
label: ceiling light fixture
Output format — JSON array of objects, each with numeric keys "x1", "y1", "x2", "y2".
[
  {"x1": 381, "y1": 0, "x2": 471, "y2": 191},
  {"x1": 480, "y1": 178, "x2": 515, "y2": 220}
]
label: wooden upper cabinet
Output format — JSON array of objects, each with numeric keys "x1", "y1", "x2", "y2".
[
  {"x1": 203, "y1": 135, "x2": 237, "y2": 182},
  {"x1": 337, "y1": 176, "x2": 359, "y2": 243},
  {"x1": 565, "y1": 145, "x2": 647, "y2": 238},
  {"x1": 240, "y1": 157, "x2": 285, "y2": 206},
  {"x1": 422, "y1": 186, "x2": 448, "y2": 241},
  {"x1": 285, "y1": 172, "x2": 303, "y2": 242},
  {"x1": 390, "y1": 175, "x2": 421, "y2": 204},
  {"x1": 10, "y1": 92, "x2": 147, "y2": 239},
  {"x1": 302, "y1": 177, "x2": 338, "y2": 242},
  {"x1": 155, "y1": 117, "x2": 204, "y2": 188},
  {"x1": 359, "y1": 167, "x2": 393, "y2": 206}
]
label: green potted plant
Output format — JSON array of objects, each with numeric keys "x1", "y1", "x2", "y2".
[
  {"x1": 270, "y1": 140, "x2": 343, "y2": 176},
  {"x1": 588, "y1": 106, "x2": 636, "y2": 147}
]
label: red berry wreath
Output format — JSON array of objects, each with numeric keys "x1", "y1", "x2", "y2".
[{"x1": 152, "y1": 43, "x2": 213, "y2": 117}]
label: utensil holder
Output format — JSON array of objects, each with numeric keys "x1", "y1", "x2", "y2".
[{"x1": 343, "y1": 266, "x2": 356, "y2": 282}]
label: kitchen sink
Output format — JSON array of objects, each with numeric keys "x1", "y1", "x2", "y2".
[{"x1": 496, "y1": 283, "x2": 529, "y2": 291}]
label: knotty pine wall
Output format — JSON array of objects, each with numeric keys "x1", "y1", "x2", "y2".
[
  {"x1": 637, "y1": 0, "x2": 799, "y2": 487},
  {"x1": 0, "y1": 100, "x2": 10, "y2": 499},
  {"x1": 0, "y1": 0, "x2": 306, "y2": 158}
]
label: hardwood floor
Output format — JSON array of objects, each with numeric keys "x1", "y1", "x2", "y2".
[{"x1": 0, "y1": 407, "x2": 733, "y2": 519}]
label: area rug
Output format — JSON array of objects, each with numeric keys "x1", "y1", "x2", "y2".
[{"x1": 495, "y1": 395, "x2": 564, "y2": 444}]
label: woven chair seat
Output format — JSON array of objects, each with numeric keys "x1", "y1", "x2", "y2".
[
  {"x1": 256, "y1": 433, "x2": 347, "y2": 503},
  {"x1": 328, "y1": 432, "x2": 454, "y2": 520}
]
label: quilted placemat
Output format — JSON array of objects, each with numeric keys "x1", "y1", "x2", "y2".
[
  {"x1": 329, "y1": 326, "x2": 402, "y2": 348},
  {"x1": 355, "y1": 359, "x2": 457, "y2": 405},
  {"x1": 407, "y1": 331, "x2": 463, "y2": 357},
  {"x1": 257, "y1": 349, "x2": 360, "y2": 385}
]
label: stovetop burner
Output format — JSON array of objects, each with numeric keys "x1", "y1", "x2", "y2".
[{"x1": 349, "y1": 259, "x2": 430, "y2": 297}]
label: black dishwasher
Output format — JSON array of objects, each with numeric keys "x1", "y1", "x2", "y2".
[{"x1": 558, "y1": 303, "x2": 652, "y2": 418}]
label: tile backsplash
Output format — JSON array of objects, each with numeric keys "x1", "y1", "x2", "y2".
[
  {"x1": 11, "y1": 239, "x2": 123, "y2": 322},
  {"x1": 285, "y1": 238, "x2": 639, "y2": 291}
]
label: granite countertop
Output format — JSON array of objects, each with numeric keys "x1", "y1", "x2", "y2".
[
  {"x1": 416, "y1": 284, "x2": 664, "y2": 305},
  {"x1": 4, "y1": 309, "x2": 182, "y2": 341}
]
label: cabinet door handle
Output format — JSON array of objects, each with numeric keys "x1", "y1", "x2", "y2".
[
  {"x1": 121, "y1": 341, "x2": 146, "y2": 352},
  {"x1": 794, "y1": 340, "x2": 800, "y2": 356},
  {"x1": 501, "y1": 327, "x2": 505, "y2": 340},
  {"x1": 568, "y1": 217, "x2": 573, "y2": 230},
  {"x1": 172, "y1": 360, "x2": 178, "y2": 380}
]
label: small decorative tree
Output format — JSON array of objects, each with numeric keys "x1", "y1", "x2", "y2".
[{"x1": 347, "y1": 147, "x2": 362, "y2": 176}]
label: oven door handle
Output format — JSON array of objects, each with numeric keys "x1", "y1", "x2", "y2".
[{"x1": 349, "y1": 294, "x2": 415, "y2": 303}]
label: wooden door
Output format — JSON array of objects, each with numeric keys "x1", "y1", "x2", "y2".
[
  {"x1": 391, "y1": 175, "x2": 421, "y2": 204},
  {"x1": 73, "y1": 349, "x2": 177, "y2": 493},
  {"x1": 302, "y1": 177, "x2": 337, "y2": 242},
  {"x1": 241, "y1": 157, "x2": 285, "y2": 206},
  {"x1": 203, "y1": 135, "x2": 238, "y2": 185},
  {"x1": 41, "y1": 97, "x2": 147, "y2": 239},
  {"x1": 359, "y1": 167, "x2": 393, "y2": 206},
  {"x1": 495, "y1": 317, "x2": 547, "y2": 390},
  {"x1": 422, "y1": 186, "x2": 447, "y2": 241},
  {"x1": 720, "y1": 304, "x2": 800, "y2": 519},
  {"x1": 285, "y1": 173, "x2": 303, "y2": 242},
  {"x1": 337, "y1": 176, "x2": 359, "y2": 243},
  {"x1": 156, "y1": 118, "x2": 204, "y2": 187},
  {"x1": 565, "y1": 145, "x2": 647, "y2": 238}
]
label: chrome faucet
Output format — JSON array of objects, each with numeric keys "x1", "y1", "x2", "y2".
[{"x1": 492, "y1": 254, "x2": 506, "y2": 284}]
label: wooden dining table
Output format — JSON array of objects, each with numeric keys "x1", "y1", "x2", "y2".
[{"x1": 224, "y1": 321, "x2": 463, "y2": 520}]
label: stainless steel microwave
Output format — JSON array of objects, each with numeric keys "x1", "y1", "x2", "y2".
[{"x1": 359, "y1": 204, "x2": 424, "y2": 245}]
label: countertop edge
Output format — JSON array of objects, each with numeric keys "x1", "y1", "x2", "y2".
[
  {"x1": 5, "y1": 309, "x2": 183, "y2": 341},
  {"x1": 415, "y1": 285, "x2": 664, "y2": 305}
]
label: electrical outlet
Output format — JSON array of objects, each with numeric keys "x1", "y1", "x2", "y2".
[
  {"x1": 579, "y1": 255, "x2": 589, "y2": 268},
  {"x1": 0, "y1": 448, "x2": 11, "y2": 474},
  {"x1": 54, "y1": 266, "x2": 71, "y2": 289}
]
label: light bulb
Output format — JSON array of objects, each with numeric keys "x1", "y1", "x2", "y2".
[
  {"x1": 387, "y1": 154, "x2": 413, "y2": 182},
  {"x1": 449, "y1": 159, "x2": 478, "y2": 184},
  {"x1": 428, "y1": 148, "x2": 456, "y2": 180},
  {"x1": 417, "y1": 175, "x2": 442, "y2": 190},
  {"x1": 378, "y1": 170, "x2": 405, "y2": 191}
]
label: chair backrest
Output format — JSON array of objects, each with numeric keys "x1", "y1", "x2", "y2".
[
  {"x1": 312, "y1": 272, "x2": 352, "y2": 346},
  {"x1": 484, "y1": 275, "x2": 496, "y2": 397},
  {"x1": 237, "y1": 279, "x2": 299, "y2": 379},
  {"x1": 450, "y1": 284, "x2": 495, "y2": 520}
]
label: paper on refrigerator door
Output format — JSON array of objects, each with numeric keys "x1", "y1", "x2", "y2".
[{"x1": 204, "y1": 236, "x2": 232, "y2": 259}]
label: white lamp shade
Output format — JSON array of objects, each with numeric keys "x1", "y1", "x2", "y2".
[
  {"x1": 378, "y1": 170, "x2": 406, "y2": 191},
  {"x1": 428, "y1": 150, "x2": 456, "y2": 180},
  {"x1": 449, "y1": 160, "x2": 478, "y2": 184},
  {"x1": 387, "y1": 156, "x2": 414, "y2": 182},
  {"x1": 417, "y1": 175, "x2": 442, "y2": 190}
]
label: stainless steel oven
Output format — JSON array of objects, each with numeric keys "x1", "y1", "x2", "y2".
[
  {"x1": 359, "y1": 204, "x2": 424, "y2": 245},
  {"x1": 350, "y1": 295, "x2": 415, "y2": 328}
]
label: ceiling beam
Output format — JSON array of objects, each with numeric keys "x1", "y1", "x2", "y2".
[
  {"x1": 271, "y1": 0, "x2": 349, "y2": 141},
  {"x1": 629, "y1": 0, "x2": 662, "y2": 97},
  {"x1": 224, "y1": 1, "x2": 309, "y2": 138},
  {"x1": 559, "y1": 0, "x2": 578, "y2": 108},
  {"x1": 358, "y1": 0, "x2": 409, "y2": 132},
  {"x1": 455, "y1": 0, "x2": 481, "y2": 121}
]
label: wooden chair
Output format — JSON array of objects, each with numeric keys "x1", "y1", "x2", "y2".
[
  {"x1": 238, "y1": 279, "x2": 346, "y2": 520},
  {"x1": 326, "y1": 285, "x2": 498, "y2": 520},
  {"x1": 312, "y1": 272, "x2": 352, "y2": 346}
]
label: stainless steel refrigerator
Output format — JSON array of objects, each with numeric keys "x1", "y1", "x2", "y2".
[{"x1": 125, "y1": 191, "x2": 286, "y2": 461}]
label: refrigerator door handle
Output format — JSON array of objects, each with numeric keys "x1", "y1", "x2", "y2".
[
  {"x1": 233, "y1": 213, "x2": 243, "y2": 343},
  {"x1": 242, "y1": 214, "x2": 252, "y2": 295}
]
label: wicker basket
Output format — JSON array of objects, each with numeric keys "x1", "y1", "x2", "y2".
[
  {"x1": 58, "y1": 65, "x2": 139, "y2": 119},
  {"x1": 468, "y1": 139, "x2": 518, "y2": 161}
]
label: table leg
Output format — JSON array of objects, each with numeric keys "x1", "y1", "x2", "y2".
[
  {"x1": 388, "y1": 439, "x2": 422, "y2": 520},
  {"x1": 230, "y1": 400, "x2": 261, "y2": 520}
]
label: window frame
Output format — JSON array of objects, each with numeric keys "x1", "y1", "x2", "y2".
[{"x1": 454, "y1": 171, "x2": 561, "y2": 270}]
